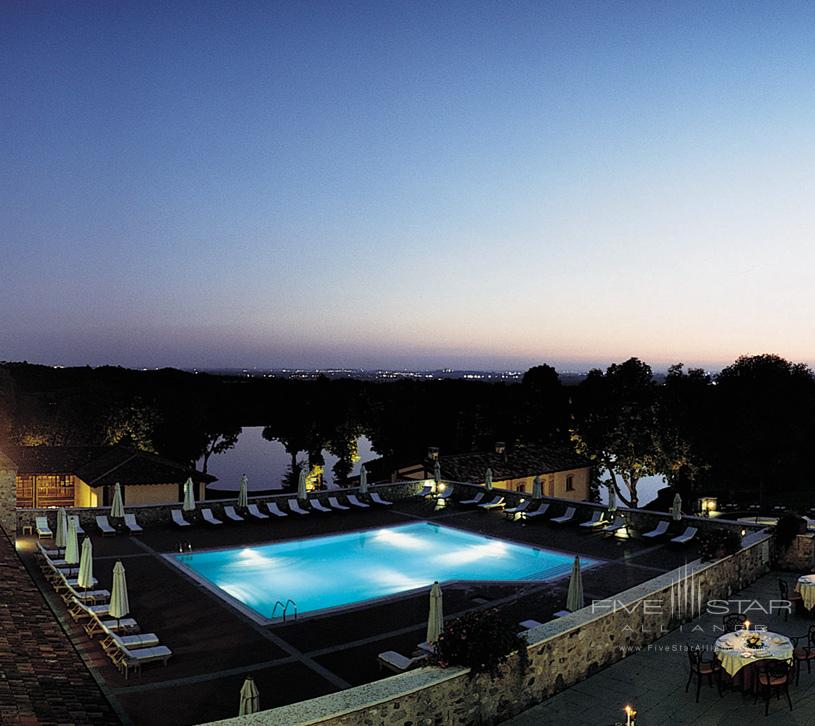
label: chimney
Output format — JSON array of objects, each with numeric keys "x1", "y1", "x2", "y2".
[{"x1": 427, "y1": 446, "x2": 440, "y2": 461}]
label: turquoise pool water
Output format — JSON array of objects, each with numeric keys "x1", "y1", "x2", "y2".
[{"x1": 174, "y1": 522, "x2": 592, "y2": 619}]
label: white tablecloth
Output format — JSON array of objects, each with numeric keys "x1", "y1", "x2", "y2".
[
  {"x1": 714, "y1": 631, "x2": 793, "y2": 676},
  {"x1": 796, "y1": 575, "x2": 815, "y2": 610}
]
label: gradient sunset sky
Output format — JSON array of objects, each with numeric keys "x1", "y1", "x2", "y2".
[{"x1": 2, "y1": 1, "x2": 814, "y2": 371}]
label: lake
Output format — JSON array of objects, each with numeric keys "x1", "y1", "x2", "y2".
[{"x1": 201, "y1": 426, "x2": 378, "y2": 493}]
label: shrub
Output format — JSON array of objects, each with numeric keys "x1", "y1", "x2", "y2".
[
  {"x1": 698, "y1": 528, "x2": 742, "y2": 561},
  {"x1": 433, "y1": 608, "x2": 529, "y2": 679},
  {"x1": 774, "y1": 512, "x2": 806, "y2": 552}
]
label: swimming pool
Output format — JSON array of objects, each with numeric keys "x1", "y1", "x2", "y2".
[{"x1": 171, "y1": 522, "x2": 594, "y2": 621}]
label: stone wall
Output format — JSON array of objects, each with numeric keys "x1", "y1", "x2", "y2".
[
  {"x1": 0, "y1": 450, "x2": 17, "y2": 542},
  {"x1": 204, "y1": 530, "x2": 772, "y2": 726},
  {"x1": 15, "y1": 479, "x2": 426, "y2": 533}
]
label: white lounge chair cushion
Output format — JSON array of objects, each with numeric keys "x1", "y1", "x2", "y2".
[
  {"x1": 328, "y1": 497, "x2": 350, "y2": 510},
  {"x1": 347, "y1": 495, "x2": 370, "y2": 508},
  {"x1": 266, "y1": 502, "x2": 288, "y2": 517},
  {"x1": 171, "y1": 510, "x2": 191, "y2": 526}
]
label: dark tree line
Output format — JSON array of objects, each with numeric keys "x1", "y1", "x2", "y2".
[{"x1": 1, "y1": 354, "x2": 814, "y2": 508}]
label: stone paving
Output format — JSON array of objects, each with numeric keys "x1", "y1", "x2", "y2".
[{"x1": 504, "y1": 572, "x2": 815, "y2": 725}]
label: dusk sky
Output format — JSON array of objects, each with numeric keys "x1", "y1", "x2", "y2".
[{"x1": 2, "y1": 1, "x2": 815, "y2": 371}]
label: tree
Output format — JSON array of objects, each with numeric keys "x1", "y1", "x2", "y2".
[
  {"x1": 198, "y1": 427, "x2": 242, "y2": 474},
  {"x1": 570, "y1": 358, "x2": 660, "y2": 508},
  {"x1": 102, "y1": 399, "x2": 160, "y2": 452}
]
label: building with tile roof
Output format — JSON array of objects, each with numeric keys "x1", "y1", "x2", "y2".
[{"x1": 1, "y1": 445, "x2": 215, "y2": 510}]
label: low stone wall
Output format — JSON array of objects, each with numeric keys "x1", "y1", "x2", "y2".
[
  {"x1": 775, "y1": 533, "x2": 815, "y2": 571},
  {"x1": 0, "y1": 451, "x2": 16, "y2": 542},
  {"x1": 205, "y1": 530, "x2": 772, "y2": 726},
  {"x1": 15, "y1": 479, "x2": 427, "y2": 533}
]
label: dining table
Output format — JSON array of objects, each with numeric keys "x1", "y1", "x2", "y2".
[
  {"x1": 714, "y1": 629, "x2": 794, "y2": 692},
  {"x1": 795, "y1": 574, "x2": 815, "y2": 610}
]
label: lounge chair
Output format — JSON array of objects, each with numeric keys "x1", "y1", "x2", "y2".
[
  {"x1": 437, "y1": 487, "x2": 454, "y2": 501},
  {"x1": 111, "y1": 644, "x2": 173, "y2": 679},
  {"x1": 370, "y1": 492, "x2": 393, "y2": 506},
  {"x1": 641, "y1": 520, "x2": 670, "y2": 539},
  {"x1": 171, "y1": 509, "x2": 191, "y2": 527},
  {"x1": 670, "y1": 526, "x2": 698, "y2": 545},
  {"x1": 602, "y1": 517, "x2": 627, "y2": 536},
  {"x1": 247, "y1": 503, "x2": 269, "y2": 520},
  {"x1": 83, "y1": 606, "x2": 139, "y2": 637},
  {"x1": 579, "y1": 510, "x2": 607, "y2": 529},
  {"x1": 347, "y1": 494, "x2": 370, "y2": 509},
  {"x1": 69, "y1": 515, "x2": 86, "y2": 536},
  {"x1": 101, "y1": 631, "x2": 161, "y2": 659},
  {"x1": 479, "y1": 496, "x2": 506, "y2": 510},
  {"x1": 266, "y1": 502, "x2": 288, "y2": 517},
  {"x1": 519, "y1": 619, "x2": 545, "y2": 629},
  {"x1": 459, "y1": 491, "x2": 485, "y2": 506},
  {"x1": 123, "y1": 513, "x2": 143, "y2": 534},
  {"x1": 521, "y1": 502, "x2": 550, "y2": 521},
  {"x1": 377, "y1": 650, "x2": 427, "y2": 674},
  {"x1": 310, "y1": 499, "x2": 333, "y2": 513},
  {"x1": 550, "y1": 507, "x2": 576, "y2": 525},
  {"x1": 504, "y1": 500, "x2": 531, "y2": 519},
  {"x1": 68, "y1": 597, "x2": 112, "y2": 621},
  {"x1": 328, "y1": 496, "x2": 350, "y2": 511},
  {"x1": 95, "y1": 515, "x2": 116, "y2": 536},
  {"x1": 416, "y1": 484, "x2": 434, "y2": 498},
  {"x1": 288, "y1": 499, "x2": 310, "y2": 515},
  {"x1": 223, "y1": 505, "x2": 245, "y2": 522},
  {"x1": 35, "y1": 516, "x2": 53, "y2": 539},
  {"x1": 201, "y1": 508, "x2": 223, "y2": 525}
]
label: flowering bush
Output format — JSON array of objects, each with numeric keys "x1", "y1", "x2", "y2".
[{"x1": 433, "y1": 609, "x2": 529, "y2": 679}]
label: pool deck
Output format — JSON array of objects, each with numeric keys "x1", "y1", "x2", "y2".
[{"x1": 19, "y1": 499, "x2": 701, "y2": 725}]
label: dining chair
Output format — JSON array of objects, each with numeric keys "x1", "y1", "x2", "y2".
[
  {"x1": 686, "y1": 643, "x2": 721, "y2": 702},
  {"x1": 778, "y1": 579, "x2": 803, "y2": 621},
  {"x1": 792, "y1": 625, "x2": 815, "y2": 685},
  {"x1": 722, "y1": 613, "x2": 747, "y2": 633},
  {"x1": 754, "y1": 659, "x2": 793, "y2": 716}
]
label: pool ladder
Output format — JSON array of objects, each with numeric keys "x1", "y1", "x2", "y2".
[{"x1": 271, "y1": 599, "x2": 298, "y2": 622}]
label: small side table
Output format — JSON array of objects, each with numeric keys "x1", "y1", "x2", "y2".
[{"x1": 21, "y1": 524, "x2": 34, "y2": 536}]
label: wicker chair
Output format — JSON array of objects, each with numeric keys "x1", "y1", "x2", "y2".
[
  {"x1": 754, "y1": 659, "x2": 793, "y2": 715},
  {"x1": 792, "y1": 625, "x2": 815, "y2": 685},
  {"x1": 778, "y1": 578, "x2": 803, "y2": 621}
]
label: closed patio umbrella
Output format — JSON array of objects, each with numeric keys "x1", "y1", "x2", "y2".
[
  {"x1": 433, "y1": 460, "x2": 441, "y2": 484},
  {"x1": 183, "y1": 477, "x2": 196, "y2": 511},
  {"x1": 484, "y1": 468, "x2": 493, "y2": 491},
  {"x1": 239, "y1": 675, "x2": 260, "y2": 715},
  {"x1": 672, "y1": 493, "x2": 682, "y2": 521},
  {"x1": 55, "y1": 508, "x2": 68, "y2": 554},
  {"x1": 237, "y1": 475, "x2": 249, "y2": 508},
  {"x1": 607, "y1": 484, "x2": 617, "y2": 513},
  {"x1": 64, "y1": 519, "x2": 80, "y2": 575},
  {"x1": 566, "y1": 556, "x2": 584, "y2": 612},
  {"x1": 109, "y1": 560, "x2": 130, "y2": 629},
  {"x1": 111, "y1": 482, "x2": 125, "y2": 519},
  {"x1": 77, "y1": 537, "x2": 94, "y2": 592},
  {"x1": 298, "y1": 464, "x2": 308, "y2": 500},
  {"x1": 426, "y1": 581, "x2": 444, "y2": 644},
  {"x1": 359, "y1": 466, "x2": 369, "y2": 495},
  {"x1": 532, "y1": 475, "x2": 543, "y2": 500}
]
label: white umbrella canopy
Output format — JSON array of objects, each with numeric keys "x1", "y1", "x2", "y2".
[
  {"x1": 672, "y1": 493, "x2": 682, "y2": 521},
  {"x1": 239, "y1": 675, "x2": 260, "y2": 716},
  {"x1": 111, "y1": 482, "x2": 125, "y2": 518},
  {"x1": 297, "y1": 464, "x2": 308, "y2": 500},
  {"x1": 55, "y1": 508, "x2": 68, "y2": 551},
  {"x1": 109, "y1": 560, "x2": 130, "y2": 624},
  {"x1": 64, "y1": 519, "x2": 80, "y2": 571},
  {"x1": 182, "y1": 477, "x2": 196, "y2": 511},
  {"x1": 77, "y1": 537, "x2": 94, "y2": 590},
  {"x1": 607, "y1": 484, "x2": 617, "y2": 513},
  {"x1": 566, "y1": 556, "x2": 584, "y2": 612},
  {"x1": 532, "y1": 475, "x2": 543, "y2": 500},
  {"x1": 359, "y1": 466, "x2": 368, "y2": 495},
  {"x1": 484, "y1": 468, "x2": 493, "y2": 491},
  {"x1": 426, "y1": 581, "x2": 444, "y2": 644},
  {"x1": 237, "y1": 475, "x2": 249, "y2": 508}
]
